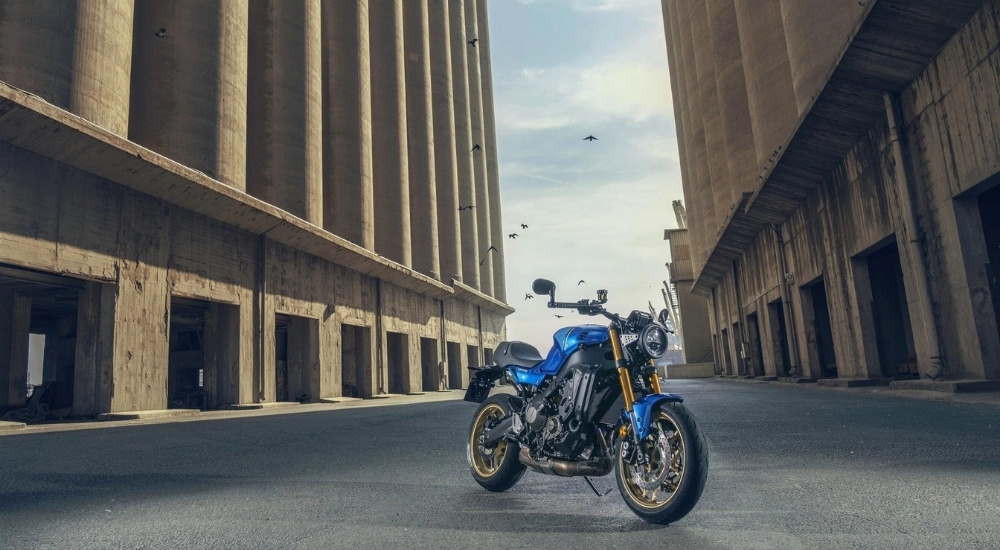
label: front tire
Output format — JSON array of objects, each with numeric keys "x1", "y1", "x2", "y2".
[
  {"x1": 468, "y1": 394, "x2": 526, "y2": 492},
  {"x1": 615, "y1": 402, "x2": 708, "y2": 524}
]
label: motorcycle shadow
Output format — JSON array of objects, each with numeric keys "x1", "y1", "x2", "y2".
[{"x1": 453, "y1": 489, "x2": 669, "y2": 534}]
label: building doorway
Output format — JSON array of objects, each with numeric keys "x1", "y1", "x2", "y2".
[
  {"x1": 720, "y1": 328, "x2": 733, "y2": 375},
  {"x1": 979, "y1": 184, "x2": 1000, "y2": 343},
  {"x1": 386, "y1": 331, "x2": 408, "y2": 394},
  {"x1": 867, "y1": 240, "x2": 917, "y2": 378},
  {"x1": 275, "y1": 315, "x2": 290, "y2": 402},
  {"x1": 420, "y1": 337, "x2": 439, "y2": 392},
  {"x1": 809, "y1": 280, "x2": 837, "y2": 378},
  {"x1": 341, "y1": 324, "x2": 372, "y2": 398},
  {"x1": 746, "y1": 313, "x2": 765, "y2": 377},
  {"x1": 767, "y1": 300, "x2": 791, "y2": 377},
  {"x1": 447, "y1": 341, "x2": 462, "y2": 389}
]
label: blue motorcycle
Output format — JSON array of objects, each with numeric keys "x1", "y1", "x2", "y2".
[{"x1": 465, "y1": 279, "x2": 707, "y2": 524}]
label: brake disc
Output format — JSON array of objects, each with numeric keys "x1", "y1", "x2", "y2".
[{"x1": 630, "y1": 430, "x2": 673, "y2": 491}]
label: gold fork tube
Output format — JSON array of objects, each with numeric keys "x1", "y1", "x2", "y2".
[
  {"x1": 648, "y1": 359, "x2": 662, "y2": 393},
  {"x1": 609, "y1": 327, "x2": 635, "y2": 412}
]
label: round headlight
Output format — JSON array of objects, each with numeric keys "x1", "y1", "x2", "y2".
[{"x1": 639, "y1": 324, "x2": 668, "y2": 359}]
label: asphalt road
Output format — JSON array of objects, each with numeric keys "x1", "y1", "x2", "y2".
[{"x1": 1, "y1": 380, "x2": 999, "y2": 550}]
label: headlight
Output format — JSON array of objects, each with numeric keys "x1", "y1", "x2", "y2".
[{"x1": 638, "y1": 324, "x2": 668, "y2": 359}]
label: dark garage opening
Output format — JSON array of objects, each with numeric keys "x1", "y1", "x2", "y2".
[
  {"x1": 420, "y1": 337, "x2": 439, "y2": 392},
  {"x1": 768, "y1": 301, "x2": 791, "y2": 377},
  {"x1": 168, "y1": 298, "x2": 208, "y2": 410},
  {"x1": 980, "y1": 184, "x2": 1000, "y2": 343},
  {"x1": 275, "y1": 315, "x2": 290, "y2": 402},
  {"x1": 447, "y1": 341, "x2": 462, "y2": 389},
  {"x1": 747, "y1": 313, "x2": 765, "y2": 377},
  {"x1": 386, "y1": 331, "x2": 408, "y2": 394},
  {"x1": 810, "y1": 280, "x2": 837, "y2": 378},
  {"x1": 341, "y1": 324, "x2": 371, "y2": 398},
  {"x1": 867, "y1": 240, "x2": 917, "y2": 378}
]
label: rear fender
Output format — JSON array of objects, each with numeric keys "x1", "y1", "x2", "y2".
[{"x1": 622, "y1": 393, "x2": 684, "y2": 440}]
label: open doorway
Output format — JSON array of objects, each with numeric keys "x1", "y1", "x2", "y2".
[
  {"x1": 720, "y1": 328, "x2": 733, "y2": 375},
  {"x1": 746, "y1": 313, "x2": 765, "y2": 377},
  {"x1": 168, "y1": 298, "x2": 207, "y2": 409},
  {"x1": 808, "y1": 280, "x2": 837, "y2": 378},
  {"x1": 979, "y1": 184, "x2": 1000, "y2": 343},
  {"x1": 278, "y1": 315, "x2": 319, "y2": 403},
  {"x1": 767, "y1": 300, "x2": 791, "y2": 377},
  {"x1": 447, "y1": 341, "x2": 462, "y2": 389},
  {"x1": 420, "y1": 337, "x2": 439, "y2": 392},
  {"x1": 386, "y1": 331, "x2": 409, "y2": 394},
  {"x1": 467, "y1": 345, "x2": 480, "y2": 373},
  {"x1": 341, "y1": 324, "x2": 371, "y2": 398},
  {"x1": 275, "y1": 315, "x2": 290, "y2": 402},
  {"x1": 867, "y1": 240, "x2": 917, "y2": 378}
]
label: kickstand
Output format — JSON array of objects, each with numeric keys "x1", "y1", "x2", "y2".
[{"x1": 583, "y1": 476, "x2": 614, "y2": 497}]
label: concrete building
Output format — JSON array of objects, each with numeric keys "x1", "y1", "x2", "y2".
[
  {"x1": 0, "y1": 0, "x2": 510, "y2": 417},
  {"x1": 662, "y1": 0, "x2": 1000, "y2": 385},
  {"x1": 663, "y1": 200, "x2": 714, "y2": 379}
]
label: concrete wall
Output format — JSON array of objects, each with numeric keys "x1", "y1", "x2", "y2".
[{"x1": 664, "y1": 0, "x2": 1000, "y2": 381}]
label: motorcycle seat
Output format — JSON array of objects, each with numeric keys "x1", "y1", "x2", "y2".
[{"x1": 493, "y1": 341, "x2": 544, "y2": 369}]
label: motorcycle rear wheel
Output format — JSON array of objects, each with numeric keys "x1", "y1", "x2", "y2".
[
  {"x1": 468, "y1": 394, "x2": 526, "y2": 492},
  {"x1": 615, "y1": 402, "x2": 708, "y2": 524}
]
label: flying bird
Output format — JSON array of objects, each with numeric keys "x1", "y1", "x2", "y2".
[
  {"x1": 520, "y1": 223, "x2": 528, "y2": 229},
  {"x1": 583, "y1": 135, "x2": 598, "y2": 141},
  {"x1": 525, "y1": 294, "x2": 533, "y2": 300},
  {"x1": 554, "y1": 315, "x2": 564, "y2": 319},
  {"x1": 458, "y1": 205, "x2": 475, "y2": 211},
  {"x1": 508, "y1": 233, "x2": 518, "y2": 239},
  {"x1": 154, "y1": 28, "x2": 169, "y2": 38},
  {"x1": 578, "y1": 280, "x2": 587, "y2": 286},
  {"x1": 471, "y1": 144, "x2": 482, "y2": 152},
  {"x1": 468, "y1": 38, "x2": 478, "y2": 47},
  {"x1": 486, "y1": 246, "x2": 498, "y2": 253}
]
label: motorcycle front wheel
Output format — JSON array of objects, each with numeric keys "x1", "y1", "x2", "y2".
[
  {"x1": 468, "y1": 394, "x2": 526, "y2": 492},
  {"x1": 615, "y1": 402, "x2": 708, "y2": 524}
]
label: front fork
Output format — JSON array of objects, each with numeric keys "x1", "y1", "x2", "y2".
[{"x1": 609, "y1": 327, "x2": 661, "y2": 463}]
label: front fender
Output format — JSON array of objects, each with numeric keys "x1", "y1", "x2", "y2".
[{"x1": 623, "y1": 393, "x2": 684, "y2": 440}]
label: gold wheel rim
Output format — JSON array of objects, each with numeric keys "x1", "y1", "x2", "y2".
[
  {"x1": 470, "y1": 403, "x2": 508, "y2": 478},
  {"x1": 619, "y1": 411, "x2": 686, "y2": 509}
]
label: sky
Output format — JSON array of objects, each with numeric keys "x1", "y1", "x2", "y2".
[{"x1": 487, "y1": 0, "x2": 684, "y2": 352}]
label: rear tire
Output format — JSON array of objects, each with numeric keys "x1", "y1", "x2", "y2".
[
  {"x1": 615, "y1": 402, "x2": 708, "y2": 524},
  {"x1": 468, "y1": 394, "x2": 526, "y2": 492}
]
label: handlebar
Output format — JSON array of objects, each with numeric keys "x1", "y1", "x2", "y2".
[{"x1": 547, "y1": 299, "x2": 619, "y2": 321}]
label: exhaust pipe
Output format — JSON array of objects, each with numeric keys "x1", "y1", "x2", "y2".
[{"x1": 517, "y1": 428, "x2": 613, "y2": 477}]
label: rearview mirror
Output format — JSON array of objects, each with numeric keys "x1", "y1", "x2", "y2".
[
  {"x1": 532, "y1": 278, "x2": 556, "y2": 298},
  {"x1": 658, "y1": 308, "x2": 671, "y2": 325},
  {"x1": 596, "y1": 289, "x2": 608, "y2": 304}
]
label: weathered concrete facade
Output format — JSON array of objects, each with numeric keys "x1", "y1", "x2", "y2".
[
  {"x1": 663, "y1": 0, "x2": 1000, "y2": 383},
  {"x1": 0, "y1": 0, "x2": 510, "y2": 416}
]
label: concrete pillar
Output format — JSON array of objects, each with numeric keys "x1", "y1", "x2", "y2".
[
  {"x1": 707, "y1": 0, "x2": 756, "y2": 204},
  {"x1": 429, "y1": 0, "x2": 463, "y2": 283},
  {"x1": 663, "y1": 1, "x2": 700, "y2": 272},
  {"x1": 247, "y1": 0, "x2": 323, "y2": 224},
  {"x1": 733, "y1": 0, "x2": 797, "y2": 180},
  {"x1": 0, "y1": 291, "x2": 31, "y2": 408},
  {"x1": 0, "y1": 0, "x2": 134, "y2": 136},
  {"x1": 691, "y1": 2, "x2": 732, "y2": 234},
  {"x1": 779, "y1": 0, "x2": 866, "y2": 115},
  {"x1": 403, "y1": 0, "x2": 441, "y2": 280},
  {"x1": 677, "y1": 2, "x2": 715, "y2": 272},
  {"x1": 72, "y1": 282, "x2": 114, "y2": 417},
  {"x1": 129, "y1": 0, "x2": 249, "y2": 190},
  {"x1": 370, "y1": 0, "x2": 412, "y2": 267},
  {"x1": 449, "y1": 0, "x2": 481, "y2": 289},
  {"x1": 464, "y1": 0, "x2": 494, "y2": 297},
  {"x1": 476, "y1": 0, "x2": 506, "y2": 302},
  {"x1": 322, "y1": 0, "x2": 375, "y2": 249}
]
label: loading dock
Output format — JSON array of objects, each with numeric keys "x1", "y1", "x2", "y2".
[
  {"x1": 386, "y1": 331, "x2": 409, "y2": 394},
  {"x1": 341, "y1": 325, "x2": 372, "y2": 398},
  {"x1": 979, "y1": 184, "x2": 1000, "y2": 343}
]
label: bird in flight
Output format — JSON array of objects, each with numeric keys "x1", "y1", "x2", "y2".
[
  {"x1": 554, "y1": 315, "x2": 564, "y2": 319},
  {"x1": 520, "y1": 223, "x2": 528, "y2": 229},
  {"x1": 487, "y1": 246, "x2": 498, "y2": 253},
  {"x1": 471, "y1": 144, "x2": 482, "y2": 152},
  {"x1": 583, "y1": 135, "x2": 598, "y2": 141},
  {"x1": 578, "y1": 280, "x2": 587, "y2": 286},
  {"x1": 508, "y1": 233, "x2": 518, "y2": 239},
  {"x1": 525, "y1": 294, "x2": 533, "y2": 300},
  {"x1": 468, "y1": 38, "x2": 478, "y2": 47},
  {"x1": 458, "y1": 205, "x2": 474, "y2": 211},
  {"x1": 154, "y1": 28, "x2": 169, "y2": 38}
]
